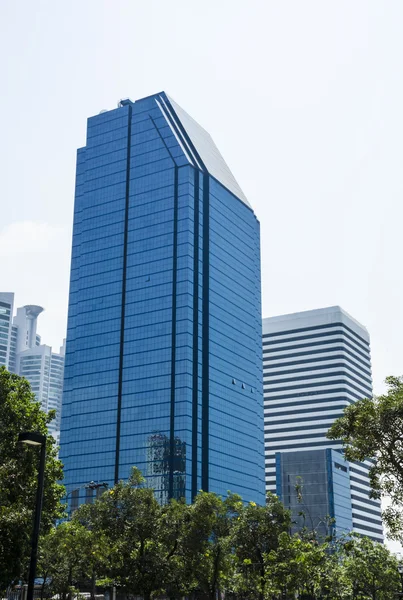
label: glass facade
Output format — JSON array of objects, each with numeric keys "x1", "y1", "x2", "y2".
[
  {"x1": 60, "y1": 92, "x2": 265, "y2": 506},
  {"x1": 277, "y1": 448, "x2": 353, "y2": 540}
]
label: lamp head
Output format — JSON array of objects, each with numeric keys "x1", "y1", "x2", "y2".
[
  {"x1": 18, "y1": 432, "x2": 46, "y2": 446},
  {"x1": 87, "y1": 481, "x2": 108, "y2": 490}
]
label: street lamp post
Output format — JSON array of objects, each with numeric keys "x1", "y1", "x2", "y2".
[
  {"x1": 398, "y1": 562, "x2": 403, "y2": 595},
  {"x1": 18, "y1": 432, "x2": 47, "y2": 600}
]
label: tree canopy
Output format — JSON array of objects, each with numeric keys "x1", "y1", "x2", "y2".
[
  {"x1": 35, "y1": 476, "x2": 401, "y2": 600},
  {"x1": 0, "y1": 366, "x2": 65, "y2": 592},
  {"x1": 328, "y1": 375, "x2": 403, "y2": 540},
  {"x1": 231, "y1": 492, "x2": 291, "y2": 600},
  {"x1": 341, "y1": 533, "x2": 400, "y2": 600}
]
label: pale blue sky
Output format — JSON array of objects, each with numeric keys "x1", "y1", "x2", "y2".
[{"x1": 1, "y1": 0, "x2": 402, "y2": 396}]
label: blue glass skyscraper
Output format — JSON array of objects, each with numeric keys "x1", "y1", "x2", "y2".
[{"x1": 60, "y1": 92, "x2": 265, "y2": 506}]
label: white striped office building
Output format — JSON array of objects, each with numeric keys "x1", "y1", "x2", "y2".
[{"x1": 263, "y1": 306, "x2": 383, "y2": 542}]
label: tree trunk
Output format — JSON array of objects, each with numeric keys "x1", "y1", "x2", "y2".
[
  {"x1": 259, "y1": 560, "x2": 265, "y2": 600},
  {"x1": 210, "y1": 548, "x2": 220, "y2": 600},
  {"x1": 91, "y1": 570, "x2": 96, "y2": 600},
  {"x1": 40, "y1": 571, "x2": 48, "y2": 600},
  {"x1": 67, "y1": 567, "x2": 73, "y2": 600}
]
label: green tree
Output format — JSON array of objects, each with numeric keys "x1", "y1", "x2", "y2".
[
  {"x1": 73, "y1": 473, "x2": 234, "y2": 600},
  {"x1": 265, "y1": 532, "x2": 331, "y2": 600},
  {"x1": 341, "y1": 534, "x2": 400, "y2": 600},
  {"x1": 184, "y1": 491, "x2": 242, "y2": 600},
  {"x1": 37, "y1": 521, "x2": 99, "y2": 600},
  {"x1": 231, "y1": 493, "x2": 291, "y2": 600},
  {"x1": 0, "y1": 367, "x2": 64, "y2": 592},
  {"x1": 158, "y1": 498, "x2": 198, "y2": 599},
  {"x1": 328, "y1": 375, "x2": 403, "y2": 540},
  {"x1": 74, "y1": 467, "x2": 180, "y2": 600},
  {"x1": 96, "y1": 468, "x2": 164, "y2": 600},
  {"x1": 69, "y1": 505, "x2": 110, "y2": 600},
  {"x1": 318, "y1": 550, "x2": 354, "y2": 600}
]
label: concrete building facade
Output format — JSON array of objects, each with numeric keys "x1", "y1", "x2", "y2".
[{"x1": 263, "y1": 306, "x2": 383, "y2": 542}]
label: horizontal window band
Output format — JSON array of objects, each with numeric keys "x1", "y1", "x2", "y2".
[
  {"x1": 263, "y1": 329, "x2": 369, "y2": 355},
  {"x1": 265, "y1": 422, "x2": 333, "y2": 435},
  {"x1": 349, "y1": 475, "x2": 371, "y2": 488},
  {"x1": 262, "y1": 321, "x2": 369, "y2": 347},
  {"x1": 265, "y1": 431, "x2": 331, "y2": 443},
  {"x1": 263, "y1": 336, "x2": 369, "y2": 362},
  {"x1": 265, "y1": 440, "x2": 341, "y2": 452},
  {"x1": 264, "y1": 396, "x2": 355, "y2": 415},
  {"x1": 350, "y1": 484, "x2": 373, "y2": 495},
  {"x1": 349, "y1": 465, "x2": 372, "y2": 477},
  {"x1": 264, "y1": 403, "x2": 347, "y2": 418},
  {"x1": 263, "y1": 346, "x2": 371, "y2": 371},
  {"x1": 352, "y1": 512, "x2": 383, "y2": 527},
  {"x1": 264, "y1": 371, "x2": 372, "y2": 394},
  {"x1": 265, "y1": 414, "x2": 338, "y2": 427},
  {"x1": 263, "y1": 361, "x2": 372, "y2": 386},
  {"x1": 350, "y1": 493, "x2": 380, "y2": 508},
  {"x1": 264, "y1": 385, "x2": 364, "y2": 401},
  {"x1": 352, "y1": 522, "x2": 383, "y2": 536},
  {"x1": 351, "y1": 503, "x2": 381, "y2": 519}
]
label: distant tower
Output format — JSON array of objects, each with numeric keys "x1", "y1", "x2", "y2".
[
  {"x1": 13, "y1": 305, "x2": 44, "y2": 352},
  {"x1": 0, "y1": 293, "x2": 65, "y2": 442},
  {"x1": 0, "y1": 292, "x2": 14, "y2": 369},
  {"x1": 263, "y1": 306, "x2": 383, "y2": 542}
]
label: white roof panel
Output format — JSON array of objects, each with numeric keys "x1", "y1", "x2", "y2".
[{"x1": 165, "y1": 94, "x2": 251, "y2": 209}]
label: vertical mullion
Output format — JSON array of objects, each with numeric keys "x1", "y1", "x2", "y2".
[{"x1": 114, "y1": 105, "x2": 132, "y2": 485}]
